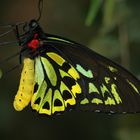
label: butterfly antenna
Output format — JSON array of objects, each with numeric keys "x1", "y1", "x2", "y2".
[
  {"x1": 37, "y1": 0, "x2": 43, "y2": 21},
  {"x1": 0, "y1": 22, "x2": 26, "y2": 47},
  {"x1": 0, "y1": 27, "x2": 18, "y2": 48},
  {"x1": 0, "y1": 22, "x2": 25, "y2": 28},
  {"x1": 0, "y1": 28, "x2": 14, "y2": 38},
  {"x1": 0, "y1": 41, "x2": 17, "y2": 47}
]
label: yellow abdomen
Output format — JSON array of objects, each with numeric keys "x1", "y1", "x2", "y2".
[{"x1": 13, "y1": 58, "x2": 35, "y2": 111}]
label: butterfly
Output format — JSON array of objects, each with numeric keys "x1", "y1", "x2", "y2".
[{"x1": 11, "y1": 19, "x2": 140, "y2": 116}]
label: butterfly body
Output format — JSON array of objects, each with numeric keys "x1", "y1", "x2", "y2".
[
  {"x1": 13, "y1": 20, "x2": 140, "y2": 116},
  {"x1": 14, "y1": 58, "x2": 35, "y2": 111}
]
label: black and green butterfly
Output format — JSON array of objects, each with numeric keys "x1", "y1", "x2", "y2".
[{"x1": 3, "y1": 19, "x2": 140, "y2": 116}]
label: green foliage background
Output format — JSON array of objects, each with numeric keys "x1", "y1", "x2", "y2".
[{"x1": 0, "y1": 0, "x2": 140, "y2": 140}]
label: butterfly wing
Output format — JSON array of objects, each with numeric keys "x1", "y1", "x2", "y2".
[
  {"x1": 31, "y1": 50, "x2": 83, "y2": 116},
  {"x1": 17, "y1": 33, "x2": 140, "y2": 116},
  {"x1": 35, "y1": 34, "x2": 140, "y2": 114}
]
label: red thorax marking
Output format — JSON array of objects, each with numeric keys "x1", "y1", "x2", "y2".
[{"x1": 28, "y1": 33, "x2": 39, "y2": 49}]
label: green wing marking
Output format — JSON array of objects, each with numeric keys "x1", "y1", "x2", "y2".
[
  {"x1": 111, "y1": 84, "x2": 122, "y2": 104},
  {"x1": 89, "y1": 83, "x2": 100, "y2": 94},
  {"x1": 127, "y1": 79, "x2": 139, "y2": 94},
  {"x1": 76, "y1": 64, "x2": 93, "y2": 78},
  {"x1": 80, "y1": 98, "x2": 89, "y2": 105},
  {"x1": 41, "y1": 57, "x2": 57, "y2": 86},
  {"x1": 31, "y1": 57, "x2": 47, "y2": 111},
  {"x1": 108, "y1": 66, "x2": 118, "y2": 72},
  {"x1": 104, "y1": 77, "x2": 110, "y2": 84},
  {"x1": 91, "y1": 98, "x2": 103, "y2": 104},
  {"x1": 47, "y1": 37, "x2": 73, "y2": 44}
]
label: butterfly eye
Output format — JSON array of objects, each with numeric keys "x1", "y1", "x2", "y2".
[{"x1": 29, "y1": 20, "x2": 38, "y2": 29}]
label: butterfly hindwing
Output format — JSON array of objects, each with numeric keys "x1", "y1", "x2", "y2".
[{"x1": 31, "y1": 49, "x2": 83, "y2": 115}]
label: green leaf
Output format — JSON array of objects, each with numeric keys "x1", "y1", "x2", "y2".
[
  {"x1": 85, "y1": 0, "x2": 103, "y2": 26},
  {"x1": 103, "y1": 0, "x2": 115, "y2": 26},
  {"x1": 101, "y1": 0, "x2": 116, "y2": 34}
]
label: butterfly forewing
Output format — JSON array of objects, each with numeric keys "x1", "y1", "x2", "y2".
[{"x1": 43, "y1": 35, "x2": 140, "y2": 114}]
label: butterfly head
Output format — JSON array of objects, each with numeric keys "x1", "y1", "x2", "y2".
[
  {"x1": 17, "y1": 20, "x2": 46, "y2": 60},
  {"x1": 29, "y1": 20, "x2": 39, "y2": 30},
  {"x1": 18, "y1": 20, "x2": 45, "y2": 49}
]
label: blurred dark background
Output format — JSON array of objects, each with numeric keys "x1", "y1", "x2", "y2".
[{"x1": 0, "y1": 0, "x2": 140, "y2": 140}]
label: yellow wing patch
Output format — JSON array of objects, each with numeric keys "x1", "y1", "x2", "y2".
[
  {"x1": 71, "y1": 82, "x2": 81, "y2": 97},
  {"x1": 47, "y1": 52, "x2": 65, "y2": 66},
  {"x1": 59, "y1": 69, "x2": 82, "y2": 96},
  {"x1": 52, "y1": 90, "x2": 65, "y2": 114},
  {"x1": 60, "y1": 81, "x2": 76, "y2": 107},
  {"x1": 68, "y1": 65, "x2": 80, "y2": 80},
  {"x1": 47, "y1": 52, "x2": 80, "y2": 80}
]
